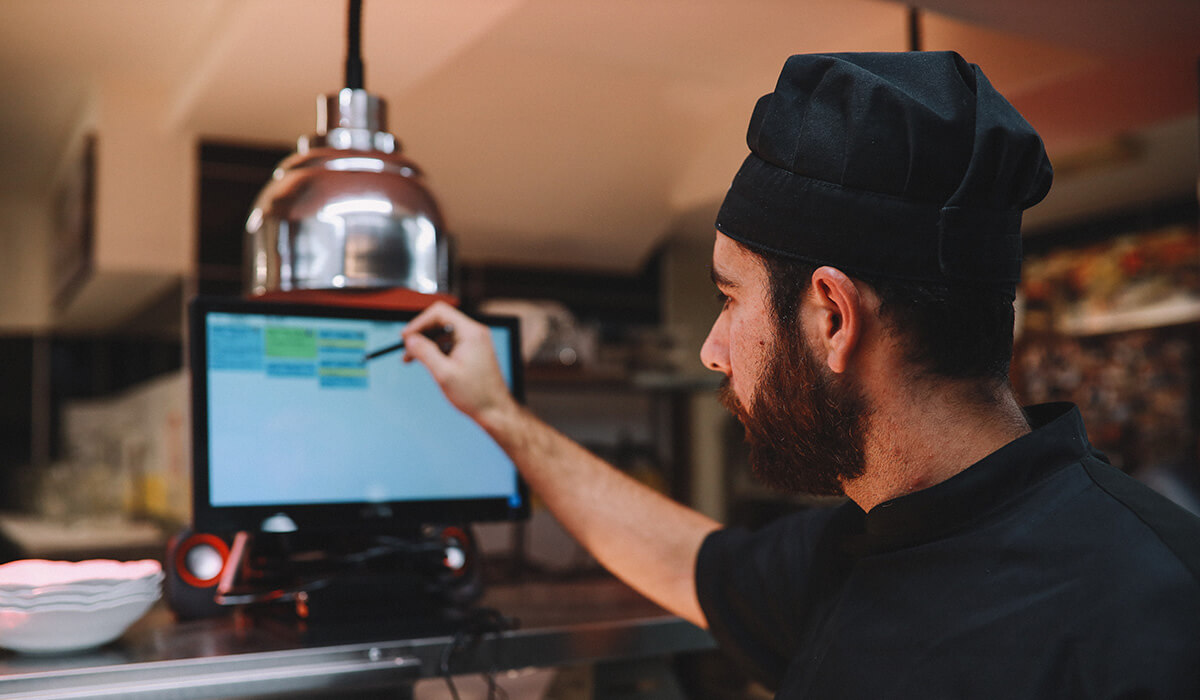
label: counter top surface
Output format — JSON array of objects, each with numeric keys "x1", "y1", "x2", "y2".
[{"x1": 0, "y1": 577, "x2": 714, "y2": 699}]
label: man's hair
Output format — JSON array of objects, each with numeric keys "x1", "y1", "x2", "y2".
[{"x1": 759, "y1": 252, "x2": 1016, "y2": 386}]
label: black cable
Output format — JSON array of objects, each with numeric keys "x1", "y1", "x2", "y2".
[
  {"x1": 483, "y1": 671, "x2": 509, "y2": 700},
  {"x1": 439, "y1": 608, "x2": 518, "y2": 700},
  {"x1": 346, "y1": 0, "x2": 365, "y2": 89},
  {"x1": 440, "y1": 626, "x2": 467, "y2": 700},
  {"x1": 339, "y1": 536, "x2": 442, "y2": 566}
]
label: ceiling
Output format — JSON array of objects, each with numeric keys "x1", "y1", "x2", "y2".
[{"x1": 1, "y1": 0, "x2": 1197, "y2": 273}]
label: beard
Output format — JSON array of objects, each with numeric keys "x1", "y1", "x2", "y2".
[{"x1": 718, "y1": 327, "x2": 870, "y2": 496}]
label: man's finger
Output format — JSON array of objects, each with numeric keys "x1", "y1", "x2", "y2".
[
  {"x1": 406, "y1": 301, "x2": 464, "y2": 337},
  {"x1": 403, "y1": 330, "x2": 454, "y2": 379}
]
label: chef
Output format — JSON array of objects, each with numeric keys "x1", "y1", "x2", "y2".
[{"x1": 403, "y1": 51, "x2": 1200, "y2": 698}]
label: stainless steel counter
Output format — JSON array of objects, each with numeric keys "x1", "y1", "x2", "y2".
[{"x1": 0, "y1": 578, "x2": 714, "y2": 699}]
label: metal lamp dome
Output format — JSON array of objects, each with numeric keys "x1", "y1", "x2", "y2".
[{"x1": 244, "y1": 0, "x2": 453, "y2": 297}]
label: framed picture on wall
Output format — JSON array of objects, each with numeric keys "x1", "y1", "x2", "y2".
[{"x1": 53, "y1": 134, "x2": 96, "y2": 307}]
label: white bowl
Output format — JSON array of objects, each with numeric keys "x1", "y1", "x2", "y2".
[
  {"x1": 0, "y1": 594, "x2": 159, "y2": 654},
  {"x1": 0, "y1": 560, "x2": 162, "y2": 653}
]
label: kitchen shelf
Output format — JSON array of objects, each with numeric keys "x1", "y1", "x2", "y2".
[{"x1": 1055, "y1": 296, "x2": 1200, "y2": 336}]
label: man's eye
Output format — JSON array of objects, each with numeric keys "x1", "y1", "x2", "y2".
[{"x1": 715, "y1": 291, "x2": 730, "y2": 306}]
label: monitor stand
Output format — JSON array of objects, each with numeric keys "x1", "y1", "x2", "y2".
[{"x1": 214, "y1": 526, "x2": 485, "y2": 638}]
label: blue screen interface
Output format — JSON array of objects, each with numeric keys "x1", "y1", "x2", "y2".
[{"x1": 203, "y1": 311, "x2": 520, "y2": 508}]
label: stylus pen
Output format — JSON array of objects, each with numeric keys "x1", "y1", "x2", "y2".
[{"x1": 363, "y1": 324, "x2": 454, "y2": 361}]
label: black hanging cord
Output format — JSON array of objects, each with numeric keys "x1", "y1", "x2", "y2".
[
  {"x1": 346, "y1": 0, "x2": 365, "y2": 89},
  {"x1": 907, "y1": 6, "x2": 923, "y2": 52}
]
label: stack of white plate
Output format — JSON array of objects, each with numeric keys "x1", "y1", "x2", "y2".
[{"x1": 0, "y1": 559, "x2": 163, "y2": 654}]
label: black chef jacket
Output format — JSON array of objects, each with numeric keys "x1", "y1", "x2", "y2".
[{"x1": 696, "y1": 403, "x2": 1200, "y2": 698}]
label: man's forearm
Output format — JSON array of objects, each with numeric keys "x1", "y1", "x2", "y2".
[{"x1": 479, "y1": 403, "x2": 720, "y2": 628}]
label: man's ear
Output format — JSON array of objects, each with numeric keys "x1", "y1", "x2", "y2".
[{"x1": 807, "y1": 267, "x2": 864, "y2": 374}]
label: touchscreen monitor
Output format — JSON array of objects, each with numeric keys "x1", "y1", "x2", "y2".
[{"x1": 188, "y1": 297, "x2": 528, "y2": 533}]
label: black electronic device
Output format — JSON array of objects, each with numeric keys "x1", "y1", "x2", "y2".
[
  {"x1": 188, "y1": 297, "x2": 528, "y2": 534},
  {"x1": 185, "y1": 297, "x2": 528, "y2": 623}
]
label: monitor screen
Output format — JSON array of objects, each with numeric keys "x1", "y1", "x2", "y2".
[{"x1": 188, "y1": 297, "x2": 528, "y2": 534}]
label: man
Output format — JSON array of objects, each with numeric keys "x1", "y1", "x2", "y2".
[{"x1": 403, "y1": 52, "x2": 1200, "y2": 697}]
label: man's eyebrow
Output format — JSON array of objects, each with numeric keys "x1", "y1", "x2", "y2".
[{"x1": 710, "y1": 266, "x2": 737, "y2": 288}]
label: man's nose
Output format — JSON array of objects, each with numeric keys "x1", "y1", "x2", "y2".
[{"x1": 700, "y1": 318, "x2": 730, "y2": 374}]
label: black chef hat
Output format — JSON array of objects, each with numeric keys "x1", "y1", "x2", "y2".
[{"x1": 715, "y1": 51, "x2": 1052, "y2": 298}]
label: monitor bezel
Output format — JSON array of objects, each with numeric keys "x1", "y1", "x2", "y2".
[{"x1": 188, "y1": 296, "x2": 530, "y2": 534}]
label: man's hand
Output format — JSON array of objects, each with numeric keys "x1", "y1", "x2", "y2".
[{"x1": 402, "y1": 301, "x2": 518, "y2": 428}]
